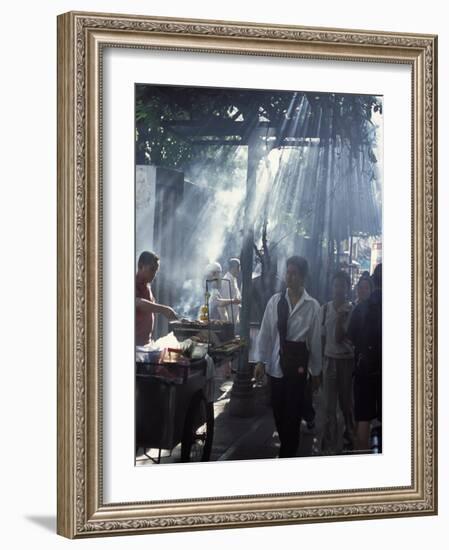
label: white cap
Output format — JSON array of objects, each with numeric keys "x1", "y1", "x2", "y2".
[{"x1": 205, "y1": 261, "x2": 222, "y2": 278}]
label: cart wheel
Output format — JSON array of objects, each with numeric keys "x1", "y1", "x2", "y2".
[{"x1": 180, "y1": 394, "x2": 214, "y2": 462}]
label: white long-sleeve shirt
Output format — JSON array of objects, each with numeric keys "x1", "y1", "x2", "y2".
[
  {"x1": 254, "y1": 289, "x2": 322, "y2": 377},
  {"x1": 221, "y1": 271, "x2": 241, "y2": 323}
]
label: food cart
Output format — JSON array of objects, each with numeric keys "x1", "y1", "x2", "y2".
[
  {"x1": 136, "y1": 356, "x2": 214, "y2": 463},
  {"x1": 135, "y1": 322, "x2": 245, "y2": 464}
]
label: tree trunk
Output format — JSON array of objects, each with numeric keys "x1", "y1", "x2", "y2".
[{"x1": 239, "y1": 127, "x2": 263, "y2": 365}]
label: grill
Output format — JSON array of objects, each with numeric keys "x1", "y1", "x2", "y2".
[{"x1": 169, "y1": 320, "x2": 235, "y2": 345}]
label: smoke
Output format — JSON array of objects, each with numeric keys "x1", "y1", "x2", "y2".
[
  {"x1": 174, "y1": 278, "x2": 204, "y2": 319},
  {"x1": 136, "y1": 92, "x2": 384, "y2": 314},
  {"x1": 139, "y1": 146, "x2": 248, "y2": 318}
]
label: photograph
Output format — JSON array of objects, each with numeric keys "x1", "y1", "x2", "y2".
[
  {"x1": 134, "y1": 84, "x2": 384, "y2": 465},
  {"x1": 56, "y1": 10, "x2": 437, "y2": 537}
]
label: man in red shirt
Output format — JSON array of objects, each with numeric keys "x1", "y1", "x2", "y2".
[{"x1": 135, "y1": 251, "x2": 178, "y2": 345}]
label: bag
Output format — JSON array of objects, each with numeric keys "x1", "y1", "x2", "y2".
[
  {"x1": 277, "y1": 293, "x2": 309, "y2": 378},
  {"x1": 280, "y1": 340, "x2": 309, "y2": 378}
]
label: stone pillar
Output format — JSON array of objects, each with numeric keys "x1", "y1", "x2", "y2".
[{"x1": 229, "y1": 127, "x2": 265, "y2": 417}]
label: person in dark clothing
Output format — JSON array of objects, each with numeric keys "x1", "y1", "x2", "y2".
[
  {"x1": 346, "y1": 263, "x2": 382, "y2": 451},
  {"x1": 254, "y1": 256, "x2": 322, "y2": 458},
  {"x1": 355, "y1": 273, "x2": 373, "y2": 305}
]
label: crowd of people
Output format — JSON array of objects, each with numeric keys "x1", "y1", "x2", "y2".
[
  {"x1": 136, "y1": 249, "x2": 382, "y2": 459},
  {"x1": 254, "y1": 256, "x2": 382, "y2": 457}
]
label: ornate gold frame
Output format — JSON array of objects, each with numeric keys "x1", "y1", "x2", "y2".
[{"x1": 57, "y1": 11, "x2": 438, "y2": 538}]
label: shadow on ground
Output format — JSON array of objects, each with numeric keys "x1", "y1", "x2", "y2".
[{"x1": 25, "y1": 515, "x2": 56, "y2": 533}]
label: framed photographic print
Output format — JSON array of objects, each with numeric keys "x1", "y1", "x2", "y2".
[{"x1": 57, "y1": 11, "x2": 438, "y2": 538}]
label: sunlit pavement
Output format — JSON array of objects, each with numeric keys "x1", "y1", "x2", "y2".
[
  {"x1": 136, "y1": 365, "x2": 358, "y2": 465},
  {"x1": 209, "y1": 366, "x2": 324, "y2": 462}
]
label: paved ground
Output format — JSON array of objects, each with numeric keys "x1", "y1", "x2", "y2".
[
  {"x1": 209, "y1": 367, "x2": 324, "y2": 461},
  {"x1": 136, "y1": 363, "x2": 333, "y2": 465}
]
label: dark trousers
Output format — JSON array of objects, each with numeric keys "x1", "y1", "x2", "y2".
[{"x1": 269, "y1": 373, "x2": 308, "y2": 458}]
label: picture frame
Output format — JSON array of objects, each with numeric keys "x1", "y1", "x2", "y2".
[{"x1": 57, "y1": 10, "x2": 438, "y2": 538}]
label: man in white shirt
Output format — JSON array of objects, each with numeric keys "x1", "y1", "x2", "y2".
[
  {"x1": 222, "y1": 258, "x2": 242, "y2": 325},
  {"x1": 202, "y1": 262, "x2": 240, "y2": 321},
  {"x1": 254, "y1": 256, "x2": 322, "y2": 458},
  {"x1": 320, "y1": 270, "x2": 355, "y2": 453}
]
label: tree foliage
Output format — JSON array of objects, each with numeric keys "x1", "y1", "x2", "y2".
[{"x1": 135, "y1": 85, "x2": 382, "y2": 169}]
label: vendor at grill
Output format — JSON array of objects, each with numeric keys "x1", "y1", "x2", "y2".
[
  {"x1": 222, "y1": 257, "x2": 242, "y2": 325},
  {"x1": 136, "y1": 251, "x2": 178, "y2": 345},
  {"x1": 203, "y1": 262, "x2": 241, "y2": 321}
]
